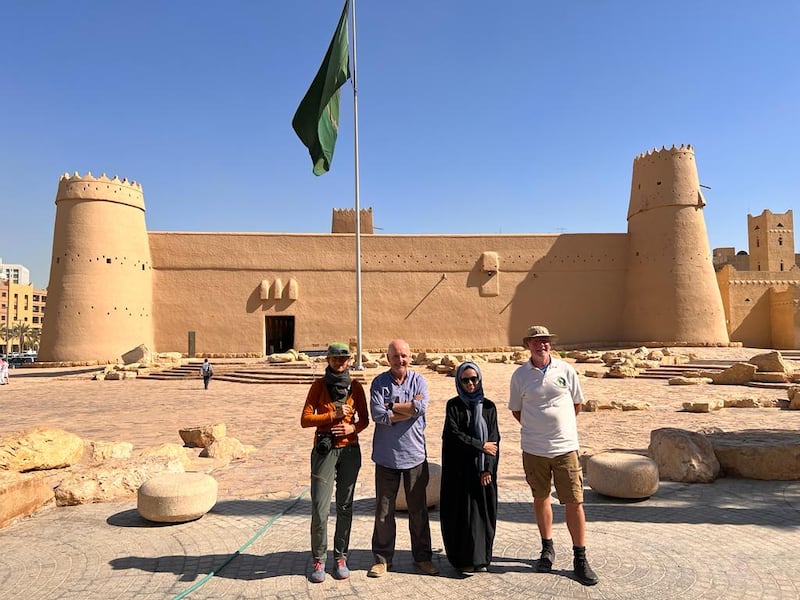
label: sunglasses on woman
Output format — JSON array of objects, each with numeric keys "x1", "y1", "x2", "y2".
[{"x1": 460, "y1": 376, "x2": 480, "y2": 385}]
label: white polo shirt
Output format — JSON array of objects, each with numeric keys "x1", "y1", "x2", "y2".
[{"x1": 509, "y1": 357, "x2": 584, "y2": 458}]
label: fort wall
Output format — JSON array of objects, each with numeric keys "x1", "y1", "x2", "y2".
[
  {"x1": 148, "y1": 232, "x2": 629, "y2": 354},
  {"x1": 40, "y1": 146, "x2": 741, "y2": 361}
]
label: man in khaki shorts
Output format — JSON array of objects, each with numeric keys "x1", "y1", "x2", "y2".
[{"x1": 509, "y1": 325, "x2": 599, "y2": 586}]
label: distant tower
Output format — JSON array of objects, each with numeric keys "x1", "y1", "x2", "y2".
[
  {"x1": 39, "y1": 173, "x2": 154, "y2": 362},
  {"x1": 331, "y1": 207, "x2": 374, "y2": 233},
  {"x1": 622, "y1": 146, "x2": 729, "y2": 344},
  {"x1": 747, "y1": 209, "x2": 795, "y2": 272}
]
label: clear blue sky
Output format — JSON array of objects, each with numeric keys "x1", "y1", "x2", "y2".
[{"x1": 2, "y1": 0, "x2": 798, "y2": 289}]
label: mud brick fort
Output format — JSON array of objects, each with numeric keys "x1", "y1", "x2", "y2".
[{"x1": 38, "y1": 144, "x2": 799, "y2": 363}]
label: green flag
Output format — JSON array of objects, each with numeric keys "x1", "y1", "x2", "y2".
[{"x1": 292, "y1": 0, "x2": 351, "y2": 176}]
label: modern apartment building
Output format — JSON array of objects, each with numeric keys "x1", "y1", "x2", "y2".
[
  {"x1": 1, "y1": 278, "x2": 47, "y2": 355},
  {"x1": 0, "y1": 258, "x2": 31, "y2": 285}
]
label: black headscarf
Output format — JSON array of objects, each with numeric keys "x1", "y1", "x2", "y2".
[{"x1": 455, "y1": 361, "x2": 489, "y2": 471}]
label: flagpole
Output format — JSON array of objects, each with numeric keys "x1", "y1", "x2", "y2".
[{"x1": 350, "y1": 0, "x2": 364, "y2": 370}]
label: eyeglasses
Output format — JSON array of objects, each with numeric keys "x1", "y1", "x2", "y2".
[{"x1": 460, "y1": 376, "x2": 480, "y2": 385}]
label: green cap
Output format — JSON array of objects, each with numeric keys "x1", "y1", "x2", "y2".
[{"x1": 327, "y1": 342, "x2": 351, "y2": 358}]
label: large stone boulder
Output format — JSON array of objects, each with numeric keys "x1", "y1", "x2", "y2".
[
  {"x1": 748, "y1": 351, "x2": 791, "y2": 374},
  {"x1": 54, "y1": 456, "x2": 185, "y2": 506},
  {"x1": 586, "y1": 452, "x2": 659, "y2": 499},
  {"x1": 179, "y1": 424, "x2": 227, "y2": 448},
  {"x1": 711, "y1": 363, "x2": 757, "y2": 385},
  {"x1": 0, "y1": 427, "x2": 84, "y2": 472},
  {"x1": 397, "y1": 462, "x2": 441, "y2": 510},
  {"x1": 704, "y1": 430, "x2": 800, "y2": 480},
  {"x1": 0, "y1": 471, "x2": 53, "y2": 528},
  {"x1": 137, "y1": 472, "x2": 218, "y2": 523},
  {"x1": 121, "y1": 344, "x2": 152, "y2": 365},
  {"x1": 648, "y1": 428, "x2": 720, "y2": 483}
]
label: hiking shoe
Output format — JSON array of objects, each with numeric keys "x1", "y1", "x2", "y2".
[
  {"x1": 333, "y1": 557, "x2": 350, "y2": 580},
  {"x1": 573, "y1": 557, "x2": 599, "y2": 586},
  {"x1": 415, "y1": 560, "x2": 440, "y2": 575},
  {"x1": 309, "y1": 560, "x2": 326, "y2": 583},
  {"x1": 367, "y1": 562, "x2": 388, "y2": 577},
  {"x1": 537, "y1": 545, "x2": 555, "y2": 572}
]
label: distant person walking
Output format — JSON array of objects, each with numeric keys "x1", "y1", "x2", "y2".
[
  {"x1": 200, "y1": 358, "x2": 213, "y2": 389},
  {"x1": 300, "y1": 342, "x2": 369, "y2": 583},
  {"x1": 509, "y1": 325, "x2": 599, "y2": 586},
  {"x1": 367, "y1": 338, "x2": 438, "y2": 578},
  {"x1": 0, "y1": 357, "x2": 8, "y2": 384}
]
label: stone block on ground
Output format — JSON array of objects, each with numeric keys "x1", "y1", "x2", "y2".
[
  {"x1": 0, "y1": 471, "x2": 53, "y2": 528},
  {"x1": 748, "y1": 351, "x2": 791, "y2": 374},
  {"x1": 179, "y1": 424, "x2": 227, "y2": 448},
  {"x1": 649, "y1": 428, "x2": 720, "y2": 483},
  {"x1": 704, "y1": 429, "x2": 800, "y2": 480},
  {"x1": 87, "y1": 441, "x2": 134, "y2": 462},
  {"x1": 137, "y1": 472, "x2": 218, "y2": 523},
  {"x1": 199, "y1": 437, "x2": 255, "y2": 460},
  {"x1": 711, "y1": 363, "x2": 757, "y2": 385},
  {"x1": 54, "y1": 456, "x2": 185, "y2": 506},
  {"x1": 586, "y1": 452, "x2": 659, "y2": 499},
  {"x1": 121, "y1": 344, "x2": 152, "y2": 365},
  {"x1": 669, "y1": 376, "x2": 713, "y2": 386},
  {"x1": 682, "y1": 400, "x2": 724, "y2": 413},
  {"x1": 396, "y1": 462, "x2": 441, "y2": 510}
]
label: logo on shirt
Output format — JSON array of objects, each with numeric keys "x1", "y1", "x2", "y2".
[{"x1": 555, "y1": 376, "x2": 568, "y2": 388}]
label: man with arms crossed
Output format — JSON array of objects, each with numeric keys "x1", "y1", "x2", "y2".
[
  {"x1": 367, "y1": 338, "x2": 438, "y2": 578},
  {"x1": 509, "y1": 325, "x2": 599, "y2": 586}
]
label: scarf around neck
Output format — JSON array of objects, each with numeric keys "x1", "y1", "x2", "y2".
[{"x1": 324, "y1": 366, "x2": 351, "y2": 406}]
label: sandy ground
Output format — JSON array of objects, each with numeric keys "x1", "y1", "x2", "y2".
[{"x1": 1, "y1": 346, "x2": 798, "y2": 501}]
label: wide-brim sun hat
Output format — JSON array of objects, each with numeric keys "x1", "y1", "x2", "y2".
[
  {"x1": 522, "y1": 325, "x2": 557, "y2": 344},
  {"x1": 326, "y1": 342, "x2": 352, "y2": 358}
]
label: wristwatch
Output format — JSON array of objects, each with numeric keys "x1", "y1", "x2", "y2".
[{"x1": 386, "y1": 401, "x2": 394, "y2": 411}]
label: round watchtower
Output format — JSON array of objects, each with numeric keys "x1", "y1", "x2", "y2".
[
  {"x1": 622, "y1": 146, "x2": 729, "y2": 344},
  {"x1": 38, "y1": 173, "x2": 154, "y2": 362}
]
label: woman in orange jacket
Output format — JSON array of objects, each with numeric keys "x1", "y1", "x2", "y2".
[{"x1": 300, "y1": 342, "x2": 369, "y2": 583}]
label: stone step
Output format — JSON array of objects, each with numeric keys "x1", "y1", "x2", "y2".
[{"x1": 140, "y1": 363, "x2": 368, "y2": 385}]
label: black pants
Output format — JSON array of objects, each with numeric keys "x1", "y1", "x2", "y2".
[{"x1": 372, "y1": 461, "x2": 433, "y2": 564}]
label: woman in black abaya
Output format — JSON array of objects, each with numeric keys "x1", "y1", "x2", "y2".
[{"x1": 440, "y1": 361, "x2": 500, "y2": 572}]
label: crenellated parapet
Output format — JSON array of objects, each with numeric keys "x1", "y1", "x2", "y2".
[
  {"x1": 56, "y1": 171, "x2": 145, "y2": 210},
  {"x1": 628, "y1": 144, "x2": 703, "y2": 220}
]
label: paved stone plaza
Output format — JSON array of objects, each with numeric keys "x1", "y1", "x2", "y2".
[{"x1": 1, "y1": 355, "x2": 799, "y2": 599}]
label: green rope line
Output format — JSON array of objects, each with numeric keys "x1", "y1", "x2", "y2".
[{"x1": 171, "y1": 487, "x2": 310, "y2": 600}]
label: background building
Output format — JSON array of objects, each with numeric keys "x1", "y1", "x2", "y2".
[
  {"x1": 714, "y1": 209, "x2": 799, "y2": 349},
  {"x1": 0, "y1": 259, "x2": 31, "y2": 285},
  {"x1": 1, "y1": 277, "x2": 46, "y2": 355}
]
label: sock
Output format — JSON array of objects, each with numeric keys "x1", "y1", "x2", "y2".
[
  {"x1": 573, "y1": 545, "x2": 586, "y2": 560},
  {"x1": 542, "y1": 538, "x2": 554, "y2": 549}
]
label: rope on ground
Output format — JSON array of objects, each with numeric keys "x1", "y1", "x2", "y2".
[{"x1": 171, "y1": 487, "x2": 310, "y2": 600}]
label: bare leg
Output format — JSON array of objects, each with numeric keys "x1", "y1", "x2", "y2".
[
  {"x1": 565, "y1": 502, "x2": 586, "y2": 547},
  {"x1": 533, "y1": 495, "x2": 553, "y2": 539}
]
